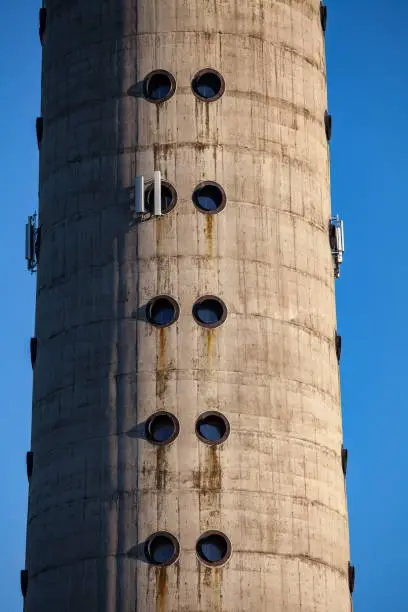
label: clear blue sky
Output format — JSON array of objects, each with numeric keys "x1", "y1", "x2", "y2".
[{"x1": 1, "y1": 1, "x2": 407, "y2": 610}]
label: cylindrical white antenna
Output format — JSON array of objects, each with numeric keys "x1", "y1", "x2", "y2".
[
  {"x1": 154, "y1": 170, "x2": 162, "y2": 216},
  {"x1": 135, "y1": 176, "x2": 145, "y2": 213}
]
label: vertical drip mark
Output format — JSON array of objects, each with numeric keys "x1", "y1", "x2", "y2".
[
  {"x1": 212, "y1": 568, "x2": 222, "y2": 612},
  {"x1": 156, "y1": 567, "x2": 167, "y2": 612},
  {"x1": 207, "y1": 329, "x2": 213, "y2": 368},
  {"x1": 156, "y1": 446, "x2": 167, "y2": 491},
  {"x1": 159, "y1": 327, "x2": 166, "y2": 370},
  {"x1": 156, "y1": 104, "x2": 160, "y2": 140},
  {"x1": 208, "y1": 445, "x2": 221, "y2": 491},
  {"x1": 201, "y1": 567, "x2": 221, "y2": 612},
  {"x1": 205, "y1": 215, "x2": 213, "y2": 258},
  {"x1": 156, "y1": 328, "x2": 168, "y2": 400}
]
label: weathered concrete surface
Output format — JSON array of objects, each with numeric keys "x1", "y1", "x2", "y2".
[{"x1": 25, "y1": 1, "x2": 350, "y2": 610}]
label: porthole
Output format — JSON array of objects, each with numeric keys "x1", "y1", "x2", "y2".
[
  {"x1": 145, "y1": 181, "x2": 177, "y2": 215},
  {"x1": 145, "y1": 532, "x2": 180, "y2": 566},
  {"x1": 146, "y1": 295, "x2": 179, "y2": 328},
  {"x1": 196, "y1": 412, "x2": 230, "y2": 445},
  {"x1": 146, "y1": 411, "x2": 180, "y2": 445},
  {"x1": 192, "y1": 296, "x2": 227, "y2": 328},
  {"x1": 192, "y1": 69, "x2": 225, "y2": 102},
  {"x1": 143, "y1": 70, "x2": 176, "y2": 103},
  {"x1": 196, "y1": 531, "x2": 231, "y2": 566},
  {"x1": 192, "y1": 181, "x2": 226, "y2": 214}
]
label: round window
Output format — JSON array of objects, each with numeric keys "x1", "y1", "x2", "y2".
[
  {"x1": 145, "y1": 532, "x2": 180, "y2": 566},
  {"x1": 192, "y1": 181, "x2": 226, "y2": 214},
  {"x1": 196, "y1": 531, "x2": 231, "y2": 566},
  {"x1": 143, "y1": 70, "x2": 176, "y2": 103},
  {"x1": 192, "y1": 69, "x2": 225, "y2": 101},
  {"x1": 146, "y1": 411, "x2": 180, "y2": 445},
  {"x1": 146, "y1": 296, "x2": 179, "y2": 328},
  {"x1": 196, "y1": 412, "x2": 230, "y2": 445},
  {"x1": 145, "y1": 181, "x2": 177, "y2": 215},
  {"x1": 192, "y1": 296, "x2": 227, "y2": 328}
]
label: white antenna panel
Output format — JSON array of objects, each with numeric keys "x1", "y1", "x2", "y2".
[
  {"x1": 25, "y1": 217, "x2": 34, "y2": 262},
  {"x1": 135, "y1": 176, "x2": 145, "y2": 213},
  {"x1": 154, "y1": 170, "x2": 162, "y2": 216}
]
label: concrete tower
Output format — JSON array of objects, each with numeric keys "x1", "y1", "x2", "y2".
[{"x1": 24, "y1": 1, "x2": 351, "y2": 611}]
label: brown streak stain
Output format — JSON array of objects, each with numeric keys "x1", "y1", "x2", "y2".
[
  {"x1": 156, "y1": 328, "x2": 167, "y2": 399},
  {"x1": 156, "y1": 215, "x2": 163, "y2": 256},
  {"x1": 204, "y1": 215, "x2": 213, "y2": 258},
  {"x1": 211, "y1": 568, "x2": 221, "y2": 611},
  {"x1": 196, "y1": 446, "x2": 221, "y2": 494},
  {"x1": 197, "y1": 562, "x2": 202, "y2": 602},
  {"x1": 203, "y1": 566, "x2": 212, "y2": 587},
  {"x1": 159, "y1": 328, "x2": 166, "y2": 370},
  {"x1": 156, "y1": 567, "x2": 167, "y2": 612},
  {"x1": 205, "y1": 103, "x2": 210, "y2": 138},
  {"x1": 208, "y1": 446, "x2": 221, "y2": 491},
  {"x1": 156, "y1": 446, "x2": 167, "y2": 491},
  {"x1": 207, "y1": 329, "x2": 213, "y2": 367},
  {"x1": 153, "y1": 142, "x2": 159, "y2": 170}
]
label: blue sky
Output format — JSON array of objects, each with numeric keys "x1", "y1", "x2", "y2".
[{"x1": 1, "y1": 1, "x2": 407, "y2": 610}]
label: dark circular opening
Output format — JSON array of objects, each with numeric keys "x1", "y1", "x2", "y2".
[
  {"x1": 144, "y1": 71, "x2": 175, "y2": 103},
  {"x1": 192, "y1": 69, "x2": 224, "y2": 101},
  {"x1": 147, "y1": 296, "x2": 179, "y2": 327},
  {"x1": 145, "y1": 182, "x2": 177, "y2": 215},
  {"x1": 146, "y1": 412, "x2": 179, "y2": 445},
  {"x1": 145, "y1": 532, "x2": 179, "y2": 566},
  {"x1": 196, "y1": 412, "x2": 229, "y2": 445},
  {"x1": 196, "y1": 532, "x2": 231, "y2": 566},
  {"x1": 193, "y1": 297, "x2": 227, "y2": 328},
  {"x1": 192, "y1": 182, "x2": 226, "y2": 214}
]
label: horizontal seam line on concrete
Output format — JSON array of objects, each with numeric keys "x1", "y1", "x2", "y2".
[
  {"x1": 36, "y1": 262, "x2": 333, "y2": 294},
  {"x1": 27, "y1": 494, "x2": 348, "y2": 529},
  {"x1": 39, "y1": 143, "x2": 325, "y2": 185},
  {"x1": 42, "y1": 29, "x2": 325, "y2": 74},
  {"x1": 38, "y1": 206, "x2": 331, "y2": 238},
  {"x1": 31, "y1": 427, "x2": 342, "y2": 460},
  {"x1": 43, "y1": 93, "x2": 325, "y2": 127},
  {"x1": 39, "y1": 315, "x2": 336, "y2": 341},
  {"x1": 33, "y1": 373, "x2": 339, "y2": 407},
  {"x1": 26, "y1": 551, "x2": 346, "y2": 582}
]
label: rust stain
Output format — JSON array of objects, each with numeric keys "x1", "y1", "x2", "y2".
[
  {"x1": 159, "y1": 328, "x2": 166, "y2": 370},
  {"x1": 156, "y1": 446, "x2": 167, "y2": 491},
  {"x1": 194, "y1": 446, "x2": 221, "y2": 494},
  {"x1": 208, "y1": 446, "x2": 221, "y2": 491},
  {"x1": 211, "y1": 568, "x2": 221, "y2": 611},
  {"x1": 204, "y1": 215, "x2": 213, "y2": 258},
  {"x1": 156, "y1": 566, "x2": 167, "y2": 612},
  {"x1": 205, "y1": 102, "x2": 210, "y2": 137},
  {"x1": 156, "y1": 104, "x2": 160, "y2": 133},
  {"x1": 203, "y1": 566, "x2": 212, "y2": 587},
  {"x1": 207, "y1": 329, "x2": 213, "y2": 367},
  {"x1": 198, "y1": 567, "x2": 221, "y2": 612},
  {"x1": 155, "y1": 214, "x2": 163, "y2": 256},
  {"x1": 156, "y1": 328, "x2": 168, "y2": 399}
]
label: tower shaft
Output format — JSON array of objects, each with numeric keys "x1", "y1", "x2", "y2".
[{"x1": 25, "y1": 1, "x2": 350, "y2": 610}]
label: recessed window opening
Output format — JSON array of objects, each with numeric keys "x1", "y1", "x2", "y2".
[
  {"x1": 146, "y1": 412, "x2": 179, "y2": 445},
  {"x1": 192, "y1": 69, "x2": 225, "y2": 101},
  {"x1": 145, "y1": 181, "x2": 177, "y2": 215},
  {"x1": 146, "y1": 296, "x2": 179, "y2": 328},
  {"x1": 145, "y1": 532, "x2": 179, "y2": 566},
  {"x1": 193, "y1": 296, "x2": 227, "y2": 328},
  {"x1": 196, "y1": 412, "x2": 230, "y2": 445},
  {"x1": 196, "y1": 531, "x2": 231, "y2": 566},
  {"x1": 144, "y1": 70, "x2": 176, "y2": 103},
  {"x1": 193, "y1": 182, "x2": 226, "y2": 214}
]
